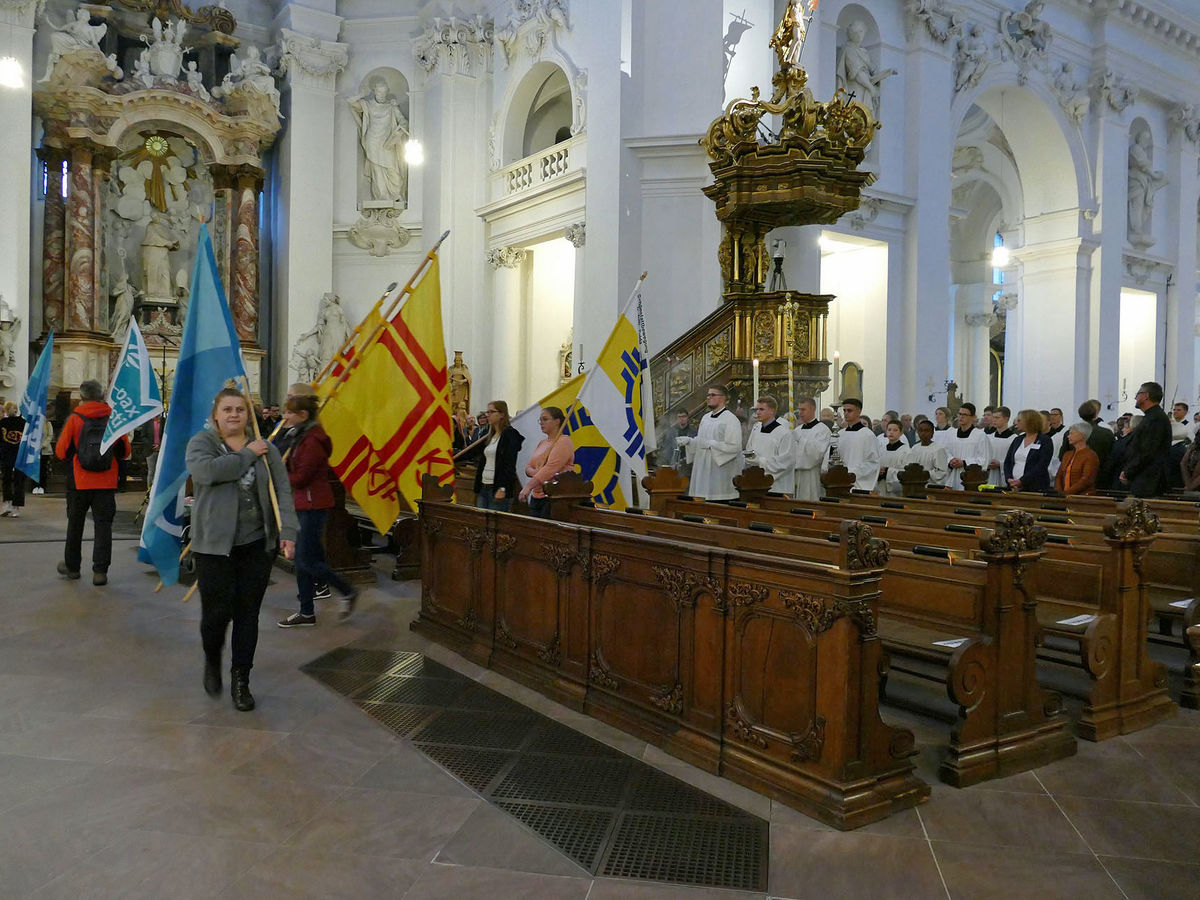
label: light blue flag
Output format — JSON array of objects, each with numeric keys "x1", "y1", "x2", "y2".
[
  {"x1": 102, "y1": 319, "x2": 162, "y2": 454},
  {"x1": 138, "y1": 225, "x2": 246, "y2": 586},
  {"x1": 15, "y1": 332, "x2": 54, "y2": 482}
]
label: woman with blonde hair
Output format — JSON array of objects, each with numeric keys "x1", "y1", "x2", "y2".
[
  {"x1": 186, "y1": 387, "x2": 297, "y2": 711},
  {"x1": 1003, "y1": 408, "x2": 1054, "y2": 492},
  {"x1": 454, "y1": 399, "x2": 523, "y2": 512}
]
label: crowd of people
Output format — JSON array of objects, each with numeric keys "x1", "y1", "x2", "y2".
[{"x1": 659, "y1": 380, "x2": 1186, "y2": 504}]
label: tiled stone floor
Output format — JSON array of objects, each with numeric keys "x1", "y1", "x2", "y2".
[{"x1": 1, "y1": 492, "x2": 1199, "y2": 898}]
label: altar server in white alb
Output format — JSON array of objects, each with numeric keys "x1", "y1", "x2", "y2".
[
  {"x1": 907, "y1": 419, "x2": 950, "y2": 486},
  {"x1": 792, "y1": 396, "x2": 831, "y2": 502},
  {"x1": 744, "y1": 395, "x2": 793, "y2": 496},
  {"x1": 944, "y1": 402, "x2": 991, "y2": 490},
  {"x1": 834, "y1": 398, "x2": 882, "y2": 492},
  {"x1": 985, "y1": 406, "x2": 1016, "y2": 487},
  {"x1": 878, "y1": 420, "x2": 910, "y2": 497},
  {"x1": 678, "y1": 384, "x2": 744, "y2": 501}
]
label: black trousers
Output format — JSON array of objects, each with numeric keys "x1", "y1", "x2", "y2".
[
  {"x1": 1, "y1": 464, "x2": 24, "y2": 507},
  {"x1": 64, "y1": 488, "x2": 116, "y2": 573},
  {"x1": 195, "y1": 540, "x2": 275, "y2": 670}
]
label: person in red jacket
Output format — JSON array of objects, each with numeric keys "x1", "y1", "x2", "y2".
[
  {"x1": 276, "y1": 394, "x2": 357, "y2": 627},
  {"x1": 55, "y1": 380, "x2": 131, "y2": 585}
]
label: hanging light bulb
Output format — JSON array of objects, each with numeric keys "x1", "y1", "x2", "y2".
[
  {"x1": 0, "y1": 56, "x2": 23, "y2": 89},
  {"x1": 404, "y1": 139, "x2": 424, "y2": 165}
]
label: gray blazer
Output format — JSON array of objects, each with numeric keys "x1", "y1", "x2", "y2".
[{"x1": 185, "y1": 428, "x2": 299, "y2": 557}]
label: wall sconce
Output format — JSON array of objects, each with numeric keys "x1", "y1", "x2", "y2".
[{"x1": 404, "y1": 139, "x2": 424, "y2": 166}]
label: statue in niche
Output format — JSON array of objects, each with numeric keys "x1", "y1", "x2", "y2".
[
  {"x1": 316, "y1": 293, "x2": 350, "y2": 367},
  {"x1": 141, "y1": 214, "x2": 179, "y2": 301},
  {"x1": 39, "y1": 9, "x2": 107, "y2": 82},
  {"x1": 954, "y1": 24, "x2": 990, "y2": 93},
  {"x1": 835, "y1": 20, "x2": 895, "y2": 118},
  {"x1": 348, "y1": 78, "x2": 409, "y2": 205},
  {"x1": 109, "y1": 262, "x2": 136, "y2": 342},
  {"x1": 1127, "y1": 130, "x2": 1168, "y2": 244},
  {"x1": 448, "y1": 351, "x2": 471, "y2": 414}
]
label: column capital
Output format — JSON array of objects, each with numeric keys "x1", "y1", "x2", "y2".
[
  {"x1": 1090, "y1": 69, "x2": 1139, "y2": 118},
  {"x1": 1169, "y1": 103, "x2": 1200, "y2": 150},
  {"x1": 0, "y1": 0, "x2": 41, "y2": 28},
  {"x1": 413, "y1": 16, "x2": 494, "y2": 79},
  {"x1": 487, "y1": 247, "x2": 526, "y2": 269},
  {"x1": 564, "y1": 223, "x2": 585, "y2": 248},
  {"x1": 277, "y1": 28, "x2": 349, "y2": 92}
]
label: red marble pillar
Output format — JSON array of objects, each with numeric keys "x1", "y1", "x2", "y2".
[
  {"x1": 39, "y1": 148, "x2": 66, "y2": 335},
  {"x1": 210, "y1": 167, "x2": 235, "y2": 303},
  {"x1": 232, "y1": 170, "x2": 260, "y2": 342},
  {"x1": 63, "y1": 145, "x2": 95, "y2": 333},
  {"x1": 91, "y1": 152, "x2": 113, "y2": 335}
]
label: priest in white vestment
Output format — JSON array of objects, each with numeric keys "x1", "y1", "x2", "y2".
[
  {"x1": 793, "y1": 397, "x2": 831, "y2": 501},
  {"x1": 985, "y1": 406, "x2": 1016, "y2": 487},
  {"x1": 679, "y1": 384, "x2": 744, "y2": 501},
  {"x1": 907, "y1": 420, "x2": 951, "y2": 486},
  {"x1": 744, "y1": 395, "x2": 794, "y2": 495},
  {"x1": 945, "y1": 402, "x2": 991, "y2": 489},
  {"x1": 834, "y1": 398, "x2": 882, "y2": 492}
]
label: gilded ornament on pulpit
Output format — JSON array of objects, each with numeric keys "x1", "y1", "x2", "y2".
[
  {"x1": 752, "y1": 310, "x2": 774, "y2": 358},
  {"x1": 789, "y1": 314, "x2": 810, "y2": 361},
  {"x1": 669, "y1": 354, "x2": 693, "y2": 406},
  {"x1": 705, "y1": 330, "x2": 731, "y2": 378}
]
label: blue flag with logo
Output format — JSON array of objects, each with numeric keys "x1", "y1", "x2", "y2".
[
  {"x1": 15, "y1": 332, "x2": 53, "y2": 482},
  {"x1": 138, "y1": 225, "x2": 246, "y2": 586},
  {"x1": 102, "y1": 319, "x2": 162, "y2": 454}
]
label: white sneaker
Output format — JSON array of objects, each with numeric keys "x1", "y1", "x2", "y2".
[
  {"x1": 7, "y1": 510, "x2": 17, "y2": 518},
  {"x1": 32, "y1": 488, "x2": 44, "y2": 495}
]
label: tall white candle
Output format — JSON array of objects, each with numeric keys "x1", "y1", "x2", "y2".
[{"x1": 752, "y1": 358, "x2": 759, "y2": 404}]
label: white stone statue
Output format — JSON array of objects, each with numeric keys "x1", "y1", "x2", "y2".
[
  {"x1": 0, "y1": 316, "x2": 20, "y2": 378},
  {"x1": 1128, "y1": 130, "x2": 1168, "y2": 244},
  {"x1": 109, "y1": 269, "x2": 135, "y2": 342},
  {"x1": 39, "y1": 9, "x2": 108, "y2": 82},
  {"x1": 954, "y1": 25, "x2": 990, "y2": 93},
  {"x1": 999, "y1": 0, "x2": 1052, "y2": 62},
  {"x1": 184, "y1": 61, "x2": 210, "y2": 100},
  {"x1": 315, "y1": 293, "x2": 350, "y2": 366},
  {"x1": 348, "y1": 78, "x2": 410, "y2": 204},
  {"x1": 1052, "y1": 62, "x2": 1090, "y2": 127},
  {"x1": 142, "y1": 17, "x2": 188, "y2": 80},
  {"x1": 289, "y1": 328, "x2": 322, "y2": 382},
  {"x1": 835, "y1": 20, "x2": 896, "y2": 118},
  {"x1": 131, "y1": 49, "x2": 155, "y2": 88},
  {"x1": 140, "y1": 214, "x2": 179, "y2": 301},
  {"x1": 215, "y1": 45, "x2": 276, "y2": 98}
]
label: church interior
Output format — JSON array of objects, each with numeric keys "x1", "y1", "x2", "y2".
[{"x1": 1, "y1": 0, "x2": 1200, "y2": 896}]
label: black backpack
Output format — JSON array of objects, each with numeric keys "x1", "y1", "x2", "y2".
[{"x1": 74, "y1": 413, "x2": 114, "y2": 472}]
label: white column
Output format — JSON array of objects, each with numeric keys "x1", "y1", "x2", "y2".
[
  {"x1": 900, "y1": 36, "x2": 955, "y2": 413},
  {"x1": 273, "y1": 10, "x2": 348, "y2": 396},
  {"x1": 958, "y1": 283, "x2": 992, "y2": 404},
  {"x1": 1087, "y1": 112, "x2": 1130, "y2": 412},
  {"x1": 0, "y1": 0, "x2": 36, "y2": 399},
  {"x1": 1165, "y1": 117, "x2": 1199, "y2": 404},
  {"x1": 488, "y1": 247, "x2": 526, "y2": 405}
]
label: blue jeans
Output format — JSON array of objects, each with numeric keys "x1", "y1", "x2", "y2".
[
  {"x1": 295, "y1": 508, "x2": 354, "y2": 616},
  {"x1": 476, "y1": 485, "x2": 512, "y2": 513}
]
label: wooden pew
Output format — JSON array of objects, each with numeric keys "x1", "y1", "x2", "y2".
[
  {"x1": 414, "y1": 476, "x2": 929, "y2": 830},
  {"x1": 660, "y1": 493, "x2": 1175, "y2": 740},
  {"x1": 554, "y1": 486, "x2": 1076, "y2": 787}
]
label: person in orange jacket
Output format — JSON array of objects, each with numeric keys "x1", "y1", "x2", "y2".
[{"x1": 55, "y1": 380, "x2": 131, "y2": 585}]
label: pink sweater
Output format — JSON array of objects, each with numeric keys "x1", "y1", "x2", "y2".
[{"x1": 524, "y1": 436, "x2": 575, "y2": 498}]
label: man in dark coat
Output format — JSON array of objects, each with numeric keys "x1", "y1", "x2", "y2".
[{"x1": 1119, "y1": 381, "x2": 1172, "y2": 497}]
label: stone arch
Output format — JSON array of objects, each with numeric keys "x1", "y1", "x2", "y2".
[
  {"x1": 106, "y1": 100, "x2": 226, "y2": 166},
  {"x1": 496, "y1": 55, "x2": 580, "y2": 167}
]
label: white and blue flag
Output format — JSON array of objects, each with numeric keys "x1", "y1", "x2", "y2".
[
  {"x1": 102, "y1": 319, "x2": 162, "y2": 454},
  {"x1": 15, "y1": 332, "x2": 54, "y2": 482},
  {"x1": 138, "y1": 225, "x2": 246, "y2": 586}
]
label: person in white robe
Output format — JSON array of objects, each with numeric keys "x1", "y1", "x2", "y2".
[
  {"x1": 945, "y1": 402, "x2": 991, "y2": 489},
  {"x1": 834, "y1": 398, "x2": 882, "y2": 492},
  {"x1": 985, "y1": 406, "x2": 1016, "y2": 487},
  {"x1": 744, "y1": 395, "x2": 794, "y2": 495},
  {"x1": 932, "y1": 406, "x2": 953, "y2": 446},
  {"x1": 907, "y1": 420, "x2": 951, "y2": 486},
  {"x1": 678, "y1": 384, "x2": 743, "y2": 501},
  {"x1": 792, "y1": 397, "x2": 831, "y2": 502},
  {"x1": 879, "y1": 421, "x2": 910, "y2": 496}
]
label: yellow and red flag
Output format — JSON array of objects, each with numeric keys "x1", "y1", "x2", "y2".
[{"x1": 321, "y1": 256, "x2": 454, "y2": 530}]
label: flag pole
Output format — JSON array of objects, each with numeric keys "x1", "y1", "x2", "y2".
[
  {"x1": 317, "y1": 229, "x2": 451, "y2": 403},
  {"x1": 311, "y1": 279, "x2": 398, "y2": 385},
  {"x1": 242, "y1": 374, "x2": 283, "y2": 533}
]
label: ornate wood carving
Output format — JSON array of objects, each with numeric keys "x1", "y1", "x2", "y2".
[
  {"x1": 780, "y1": 590, "x2": 834, "y2": 633},
  {"x1": 833, "y1": 597, "x2": 877, "y2": 637},
  {"x1": 650, "y1": 682, "x2": 685, "y2": 716},
  {"x1": 718, "y1": 581, "x2": 769, "y2": 614},
  {"x1": 652, "y1": 565, "x2": 720, "y2": 612},
  {"x1": 462, "y1": 526, "x2": 487, "y2": 557},
  {"x1": 581, "y1": 553, "x2": 620, "y2": 585},
  {"x1": 488, "y1": 532, "x2": 517, "y2": 559},
  {"x1": 455, "y1": 608, "x2": 478, "y2": 631},
  {"x1": 540, "y1": 541, "x2": 577, "y2": 576},
  {"x1": 421, "y1": 584, "x2": 435, "y2": 612},
  {"x1": 789, "y1": 715, "x2": 826, "y2": 763},
  {"x1": 589, "y1": 653, "x2": 619, "y2": 689},
  {"x1": 978, "y1": 510, "x2": 1047, "y2": 554},
  {"x1": 1103, "y1": 498, "x2": 1162, "y2": 540},
  {"x1": 496, "y1": 618, "x2": 519, "y2": 649},
  {"x1": 421, "y1": 516, "x2": 442, "y2": 538},
  {"x1": 537, "y1": 633, "x2": 562, "y2": 667},
  {"x1": 726, "y1": 701, "x2": 769, "y2": 748},
  {"x1": 844, "y1": 521, "x2": 890, "y2": 569}
]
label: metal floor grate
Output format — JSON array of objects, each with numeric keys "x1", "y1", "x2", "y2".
[{"x1": 303, "y1": 646, "x2": 768, "y2": 892}]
